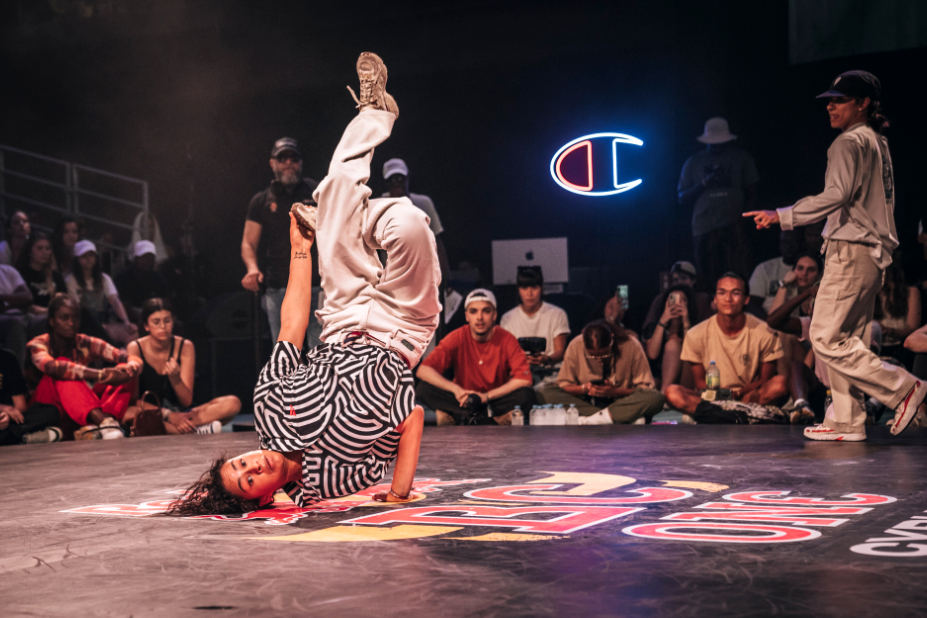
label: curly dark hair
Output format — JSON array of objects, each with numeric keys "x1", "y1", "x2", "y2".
[{"x1": 162, "y1": 456, "x2": 264, "y2": 517}]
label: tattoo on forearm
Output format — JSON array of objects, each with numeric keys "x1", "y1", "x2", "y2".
[{"x1": 294, "y1": 251, "x2": 308, "y2": 260}]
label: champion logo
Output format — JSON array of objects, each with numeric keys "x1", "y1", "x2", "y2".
[
  {"x1": 550, "y1": 132, "x2": 644, "y2": 197},
  {"x1": 289, "y1": 405, "x2": 295, "y2": 417}
]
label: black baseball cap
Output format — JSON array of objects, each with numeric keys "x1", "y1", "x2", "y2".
[
  {"x1": 817, "y1": 71, "x2": 881, "y2": 101},
  {"x1": 271, "y1": 137, "x2": 301, "y2": 158}
]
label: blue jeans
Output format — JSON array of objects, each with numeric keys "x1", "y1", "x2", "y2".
[{"x1": 264, "y1": 286, "x2": 323, "y2": 350}]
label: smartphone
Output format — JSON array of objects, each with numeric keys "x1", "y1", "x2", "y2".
[{"x1": 616, "y1": 285, "x2": 629, "y2": 310}]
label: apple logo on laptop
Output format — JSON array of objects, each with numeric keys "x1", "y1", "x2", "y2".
[{"x1": 525, "y1": 251, "x2": 534, "y2": 261}]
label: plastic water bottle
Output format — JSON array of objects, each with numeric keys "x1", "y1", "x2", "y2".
[
  {"x1": 566, "y1": 404, "x2": 579, "y2": 425},
  {"x1": 706, "y1": 360, "x2": 721, "y2": 390},
  {"x1": 551, "y1": 404, "x2": 566, "y2": 425},
  {"x1": 511, "y1": 406, "x2": 524, "y2": 425}
]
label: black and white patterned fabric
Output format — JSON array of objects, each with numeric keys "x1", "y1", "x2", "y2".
[{"x1": 253, "y1": 341, "x2": 414, "y2": 506}]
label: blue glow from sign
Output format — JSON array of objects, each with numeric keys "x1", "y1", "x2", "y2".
[{"x1": 550, "y1": 132, "x2": 644, "y2": 196}]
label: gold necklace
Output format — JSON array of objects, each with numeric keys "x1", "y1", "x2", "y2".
[{"x1": 474, "y1": 329, "x2": 493, "y2": 365}]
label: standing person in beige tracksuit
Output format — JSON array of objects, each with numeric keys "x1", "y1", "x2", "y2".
[{"x1": 746, "y1": 70, "x2": 926, "y2": 441}]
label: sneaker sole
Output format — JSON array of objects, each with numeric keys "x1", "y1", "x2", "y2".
[
  {"x1": 890, "y1": 382, "x2": 925, "y2": 436},
  {"x1": 803, "y1": 429, "x2": 866, "y2": 442}
]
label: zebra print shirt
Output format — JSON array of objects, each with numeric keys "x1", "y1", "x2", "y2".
[{"x1": 253, "y1": 341, "x2": 415, "y2": 506}]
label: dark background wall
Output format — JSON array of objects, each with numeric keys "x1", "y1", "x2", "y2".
[{"x1": 1, "y1": 0, "x2": 924, "y2": 329}]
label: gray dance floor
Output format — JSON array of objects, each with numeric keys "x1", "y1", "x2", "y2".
[{"x1": 3, "y1": 425, "x2": 926, "y2": 617}]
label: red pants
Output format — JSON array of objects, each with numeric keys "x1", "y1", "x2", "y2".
[{"x1": 33, "y1": 373, "x2": 132, "y2": 426}]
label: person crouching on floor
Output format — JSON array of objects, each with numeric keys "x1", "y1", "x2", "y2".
[
  {"x1": 539, "y1": 320, "x2": 664, "y2": 424},
  {"x1": 28, "y1": 293, "x2": 142, "y2": 440}
]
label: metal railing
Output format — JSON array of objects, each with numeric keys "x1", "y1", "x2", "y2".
[{"x1": 0, "y1": 144, "x2": 148, "y2": 267}]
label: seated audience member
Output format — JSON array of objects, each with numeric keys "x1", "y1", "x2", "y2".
[
  {"x1": 767, "y1": 251, "x2": 823, "y2": 378},
  {"x1": 665, "y1": 272, "x2": 787, "y2": 414},
  {"x1": 499, "y1": 266, "x2": 570, "y2": 387},
  {"x1": 28, "y1": 294, "x2": 142, "y2": 440},
  {"x1": 126, "y1": 298, "x2": 239, "y2": 434},
  {"x1": 65, "y1": 240, "x2": 137, "y2": 346},
  {"x1": 748, "y1": 230, "x2": 803, "y2": 316},
  {"x1": 643, "y1": 284, "x2": 700, "y2": 394},
  {"x1": 766, "y1": 282, "x2": 825, "y2": 425},
  {"x1": 641, "y1": 261, "x2": 713, "y2": 390},
  {"x1": 115, "y1": 241, "x2": 171, "y2": 323},
  {"x1": 905, "y1": 324, "x2": 927, "y2": 423},
  {"x1": 0, "y1": 210, "x2": 32, "y2": 266},
  {"x1": 0, "y1": 347, "x2": 61, "y2": 445},
  {"x1": 52, "y1": 215, "x2": 82, "y2": 279},
  {"x1": 15, "y1": 231, "x2": 67, "y2": 338},
  {"x1": 768, "y1": 252, "x2": 822, "y2": 316},
  {"x1": 590, "y1": 287, "x2": 636, "y2": 337},
  {"x1": 540, "y1": 320, "x2": 664, "y2": 424},
  {"x1": 0, "y1": 263, "x2": 34, "y2": 366},
  {"x1": 416, "y1": 289, "x2": 535, "y2": 425},
  {"x1": 875, "y1": 257, "x2": 921, "y2": 363},
  {"x1": 646, "y1": 261, "x2": 713, "y2": 320}
]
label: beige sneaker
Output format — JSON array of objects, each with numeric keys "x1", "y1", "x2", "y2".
[
  {"x1": 74, "y1": 425, "x2": 101, "y2": 440},
  {"x1": 291, "y1": 202, "x2": 317, "y2": 231},
  {"x1": 346, "y1": 52, "x2": 399, "y2": 117},
  {"x1": 23, "y1": 427, "x2": 63, "y2": 444}
]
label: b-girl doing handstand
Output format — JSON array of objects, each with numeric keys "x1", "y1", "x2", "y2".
[{"x1": 168, "y1": 52, "x2": 441, "y2": 515}]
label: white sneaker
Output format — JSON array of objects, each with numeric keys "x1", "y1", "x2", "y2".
[
  {"x1": 578, "y1": 409, "x2": 613, "y2": 425},
  {"x1": 890, "y1": 380, "x2": 927, "y2": 436},
  {"x1": 99, "y1": 417, "x2": 125, "y2": 440},
  {"x1": 195, "y1": 421, "x2": 222, "y2": 435},
  {"x1": 23, "y1": 427, "x2": 63, "y2": 444},
  {"x1": 803, "y1": 424, "x2": 866, "y2": 442},
  {"x1": 632, "y1": 416, "x2": 647, "y2": 425},
  {"x1": 679, "y1": 414, "x2": 697, "y2": 425}
]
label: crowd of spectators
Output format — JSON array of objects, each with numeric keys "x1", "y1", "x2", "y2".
[
  {"x1": 0, "y1": 209, "x2": 240, "y2": 446},
  {"x1": 6, "y1": 115, "x2": 926, "y2": 444}
]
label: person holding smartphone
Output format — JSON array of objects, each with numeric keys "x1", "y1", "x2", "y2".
[
  {"x1": 500, "y1": 266, "x2": 570, "y2": 387},
  {"x1": 540, "y1": 320, "x2": 664, "y2": 424}
]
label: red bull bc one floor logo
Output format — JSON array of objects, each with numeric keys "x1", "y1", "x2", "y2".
[{"x1": 62, "y1": 472, "x2": 922, "y2": 552}]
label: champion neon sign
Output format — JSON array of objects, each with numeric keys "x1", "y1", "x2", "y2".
[{"x1": 550, "y1": 132, "x2": 644, "y2": 196}]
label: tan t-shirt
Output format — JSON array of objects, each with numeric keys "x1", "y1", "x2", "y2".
[
  {"x1": 680, "y1": 313, "x2": 783, "y2": 389},
  {"x1": 557, "y1": 335, "x2": 654, "y2": 390}
]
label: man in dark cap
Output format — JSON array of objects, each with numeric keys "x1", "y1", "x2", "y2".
[
  {"x1": 746, "y1": 70, "x2": 926, "y2": 441},
  {"x1": 241, "y1": 138, "x2": 322, "y2": 347}
]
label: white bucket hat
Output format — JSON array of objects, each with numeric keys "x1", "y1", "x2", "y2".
[{"x1": 696, "y1": 117, "x2": 737, "y2": 144}]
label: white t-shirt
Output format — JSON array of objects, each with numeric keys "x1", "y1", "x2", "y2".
[
  {"x1": 500, "y1": 302, "x2": 570, "y2": 356},
  {"x1": 0, "y1": 264, "x2": 26, "y2": 295},
  {"x1": 65, "y1": 272, "x2": 119, "y2": 317},
  {"x1": 748, "y1": 257, "x2": 793, "y2": 313}
]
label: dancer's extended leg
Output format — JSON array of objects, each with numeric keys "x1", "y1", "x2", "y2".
[{"x1": 313, "y1": 109, "x2": 440, "y2": 365}]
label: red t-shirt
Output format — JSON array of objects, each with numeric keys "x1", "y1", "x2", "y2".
[{"x1": 423, "y1": 326, "x2": 531, "y2": 392}]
